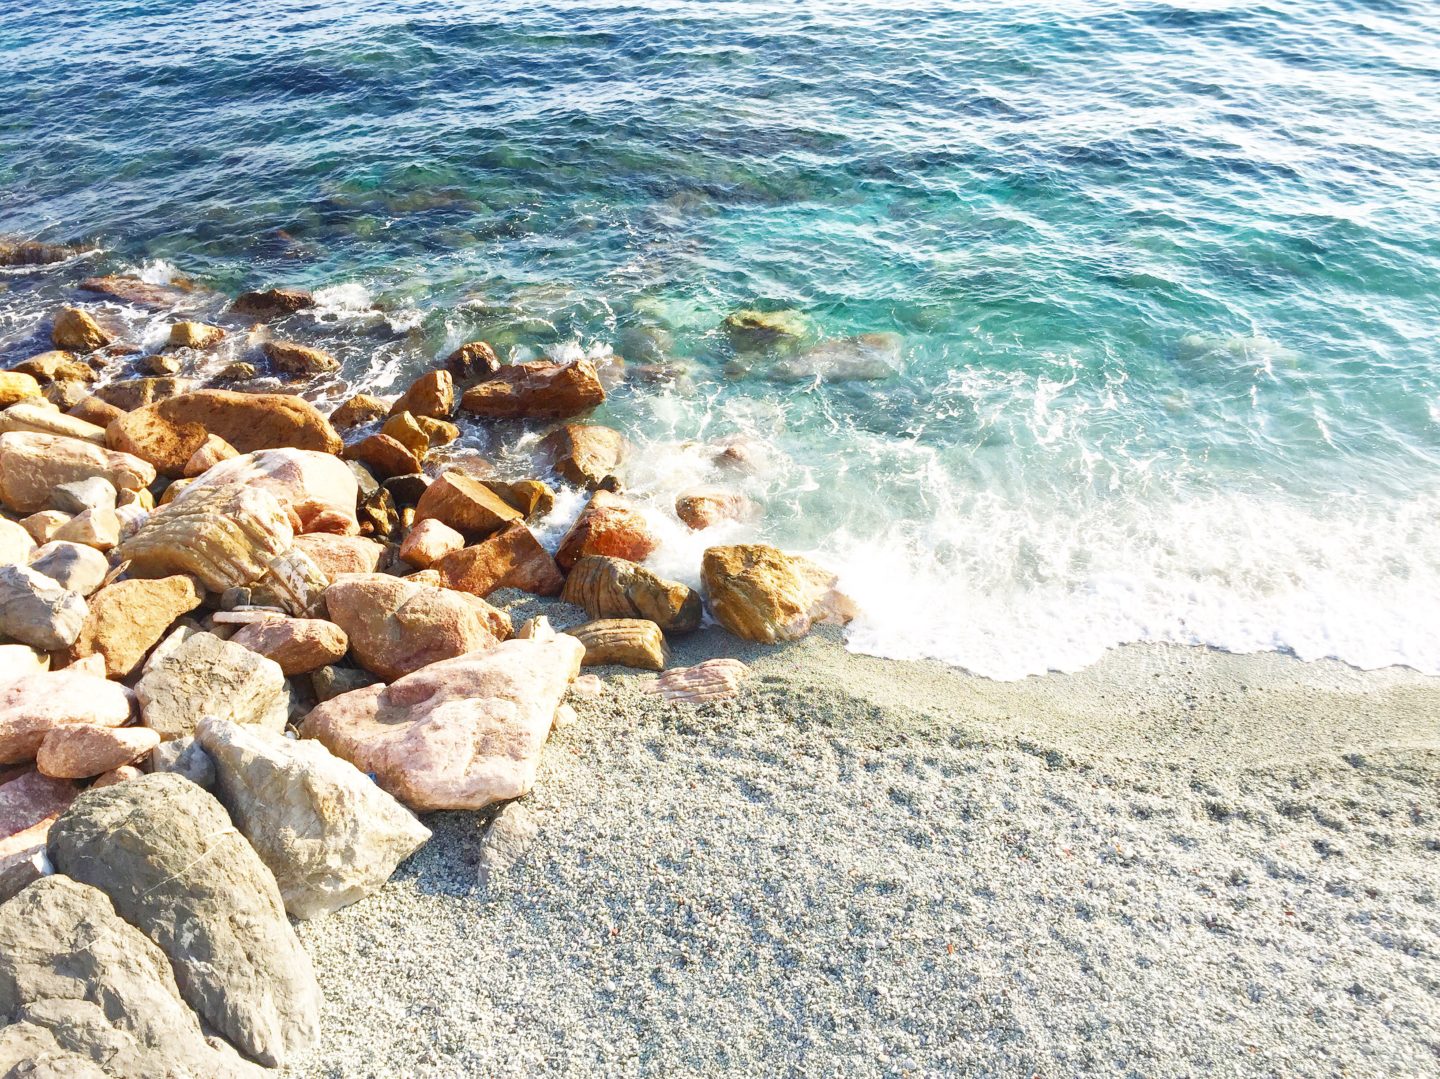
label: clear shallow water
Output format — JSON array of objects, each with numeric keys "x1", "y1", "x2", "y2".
[{"x1": 3, "y1": 1, "x2": 1440, "y2": 678}]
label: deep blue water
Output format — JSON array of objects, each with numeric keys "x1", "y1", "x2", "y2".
[{"x1": 3, "y1": 1, "x2": 1440, "y2": 676}]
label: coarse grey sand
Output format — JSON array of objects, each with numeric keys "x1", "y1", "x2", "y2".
[{"x1": 285, "y1": 618, "x2": 1440, "y2": 1078}]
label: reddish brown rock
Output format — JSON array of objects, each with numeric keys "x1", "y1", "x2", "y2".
[
  {"x1": 329, "y1": 393, "x2": 388, "y2": 430},
  {"x1": 167, "y1": 322, "x2": 226, "y2": 350},
  {"x1": 261, "y1": 340, "x2": 339, "y2": 375},
  {"x1": 68, "y1": 395, "x2": 124, "y2": 429},
  {"x1": 398, "y1": 518, "x2": 464, "y2": 569},
  {"x1": 435, "y1": 523, "x2": 564, "y2": 598},
  {"x1": 291, "y1": 534, "x2": 384, "y2": 581},
  {"x1": 14, "y1": 350, "x2": 96, "y2": 384},
  {"x1": 413, "y1": 471, "x2": 522, "y2": 539},
  {"x1": 538, "y1": 423, "x2": 626, "y2": 489},
  {"x1": 0, "y1": 239, "x2": 77, "y2": 267},
  {"x1": 443, "y1": 340, "x2": 501, "y2": 384},
  {"x1": 0, "y1": 669, "x2": 134, "y2": 765},
  {"x1": 80, "y1": 274, "x2": 194, "y2": 310},
  {"x1": 106, "y1": 390, "x2": 342, "y2": 476},
  {"x1": 51, "y1": 308, "x2": 112, "y2": 351},
  {"x1": 701, "y1": 544, "x2": 858, "y2": 644},
  {"x1": 233, "y1": 288, "x2": 316, "y2": 318},
  {"x1": 344, "y1": 433, "x2": 422, "y2": 479},
  {"x1": 68, "y1": 575, "x2": 204, "y2": 680},
  {"x1": 389, "y1": 370, "x2": 453, "y2": 419},
  {"x1": 0, "y1": 769, "x2": 76, "y2": 840},
  {"x1": 323, "y1": 574, "x2": 510, "y2": 681},
  {"x1": 561, "y1": 555, "x2": 702, "y2": 633},
  {"x1": 485, "y1": 478, "x2": 556, "y2": 519},
  {"x1": 228, "y1": 618, "x2": 349, "y2": 676},
  {"x1": 675, "y1": 487, "x2": 754, "y2": 530},
  {"x1": 554, "y1": 490, "x2": 657, "y2": 572},
  {"x1": 458, "y1": 359, "x2": 605, "y2": 420},
  {"x1": 36, "y1": 725, "x2": 160, "y2": 780}
]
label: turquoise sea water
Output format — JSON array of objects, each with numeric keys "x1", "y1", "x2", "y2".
[{"x1": 3, "y1": 1, "x2": 1440, "y2": 677}]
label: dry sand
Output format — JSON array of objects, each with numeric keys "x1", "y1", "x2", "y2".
[{"x1": 286, "y1": 613, "x2": 1440, "y2": 1078}]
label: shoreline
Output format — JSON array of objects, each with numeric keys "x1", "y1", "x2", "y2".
[{"x1": 286, "y1": 621, "x2": 1440, "y2": 1077}]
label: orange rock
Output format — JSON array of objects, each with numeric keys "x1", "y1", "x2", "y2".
[
  {"x1": 443, "y1": 340, "x2": 501, "y2": 384},
  {"x1": 398, "y1": 518, "x2": 464, "y2": 569},
  {"x1": 167, "y1": 322, "x2": 226, "y2": 350},
  {"x1": 51, "y1": 308, "x2": 111, "y2": 351},
  {"x1": 388, "y1": 370, "x2": 454, "y2": 419},
  {"x1": 329, "y1": 393, "x2": 388, "y2": 430},
  {"x1": 435, "y1": 523, "x2": 564, "y2": 598},
  {"x1": 379, "y1": 412, "x2": 430, "y2": 458},
  {"x1": 36, "y1": 725, "x2": 160, "y2": 779},
  {"x1": 182, "y1": 433, "x2": 239, "y2": 477},
  {"x1": 344, "y1": 433, "x2": 422, "y2": 479},
  {"x1": 261, "y1": 340, "x2": 338, "y2": 375},
  {"x1": 554, "y1": 490, "x2": 657, "y2": 572},
  {"x1": 538, "y1": 423, "x2": 626, "y2": 489},
  {"x1": 413, "y1": 471, "x2": 521, "y2": 539},
  {"x1": 232, "y1": 288, "x2": 315, "y2": 318},
  {"x1": 675, "y1": 487, "x2": 754, "y2": 530},
  {"x1": 484, "y1": 479, "x2": 555, "y2": 519},
  {"x1": 458, "y1": 359, "x2": 605, "y2": 420},
  {"x1": 700, "y1": 544, "x2": 857, "y2": 644}
]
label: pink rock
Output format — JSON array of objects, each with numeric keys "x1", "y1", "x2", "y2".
[
  {"x1": 92, "y1": 763, "x2": 145, "y2": 788},
  {"x1": 291, "y1": 534, "x2": 384, "y2": 582},
  {"x1": 323, "y1": 574, "x2": 510, "y2": 682},
  {"x1": 0, "y1": 769, "x2": 77, "y2": 839},
  {"x1": 646, "y1": 658, "x2": 750, "y2": 703},
  {"x1": 554, "y1": 490, "x2": 657, "y2": 572},
  {"x1": 36, "y1": 725, "x2": 161, "y2": 779},
  {"x1": 228, "y1": 617, "x2": 349, "y2": 676},
  {"x1": 177, "y1": 448, "x2": 359, "y2": 535},
  {"x1": 398, "y1": 518, "x2": 464, "y2": 570},
  {"x1": 301, "y1": 635, "x2": 584, "y2": 812},
  {"x1": 0, "y1": 669, "x2": 135, "y2": 765}
]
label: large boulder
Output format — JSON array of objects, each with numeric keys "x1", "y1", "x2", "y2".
[
  {"x1": 0, "y1": 876, "x2": 266, "y2": 1079},
  {"x1": 67, "y1": 575, "x2": 204, "y2": 679},
  {"x1": 538, "y1": 423, "x2": 626, "y2": 489},
  {"x1": 0, "y1": 431, "x2": 155, "y2": 514},
  {"x1": 323, "y1": 574, "x2": 509, "y2": 681},
  {"x1": 177, "y1": 447, "x2": 359, "y2": 535},
  {"x1": 701, "y1": 544, "x2": 857, "y2": 643},
  {"x1": 413, "y1": 470, "x2": 521, "y2": 538},
  {"x1": 196, "y1": 717, "x2": 430, "y2": 919},
  {"x1": 561, "y1": 555, "x2": 702, "y2": 632},
  {"x1": 554, "y1": 489, "x2": 658, "y2": 572},
  {"x1": 0, "y1": 668, "x2": 133, "y2": 765},
  {"x1": 115, "y1": 482, "x2": 293, "y2": 593},
  {"x1": 435, "y1": 522, "x2": 565, "y2": 598},
  {"x1": 228, "y1": 617, "x2": 348, "y2": 675},
  {"x1": 137, "y1": 631, "x2": 290, "y2": 740},
  {"x1": 292, "y1": 532, "x2": 384, "y2": 581},
  {"x1": 46, "y1": 774, "x2": 322, "y2": 1067},
  {"x1": 106, "y1": 389, "x2": 342, "y2": 476},
  {"x1": 301, "y1": 634, "x2": 584, "y2": 811},
  {"x1": 458, "y1": 359, "x2": 605, "y2": 419},
  {"x1": 0, "y1": 565, "x2": 88, "y2": 652}
]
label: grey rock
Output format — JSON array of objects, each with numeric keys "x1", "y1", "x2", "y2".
[
  {"x1": 0, "y1": 874, "x2": 264, "y2": 1078},
  {"x1": 197, "y1": 717, "x2": 430, "y2": 919},
  {"x1": 27, "y1": 541, "x2": 108, "y2": 597},
  {"x1": 0, "y1": 565, "x2": 87, "y2": 651},
  {"x1": 146, "y1": 735, "x2": 216, "y2": 789},
  {"x1": 0, "y1": 846, "x2": 47, "y2": 905},
  {"x1": 311, "y1": 663, "x2": 381, "y2": 703},
  {"x1": 46, "y1": 773, "x2": 321, "y2": 1068},
  {"x1": 50, "y1": 477, "x2": 117, "y2": 516},
  {"x1": 477, "y1": 800, "x2": 539, "y2": 887},
  {"x1": 136, "y1": 631, "x2": 290, "y2": 740}
]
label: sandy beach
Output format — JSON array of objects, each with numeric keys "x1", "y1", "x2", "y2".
[{"x1": 286, "y1": 611, "x2": 1440, "y2": 1078}]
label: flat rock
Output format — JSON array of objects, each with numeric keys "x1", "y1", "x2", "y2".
[
  {"x1": 436, "y1": 522, "x2": 565, "y2": 598},
  {"x1": 232, "y1": 287, "x2": 316, "y2": 318},
  {"x1": 301, "y1": 634, "x2": 584, "y2": 811},
  {"x1": 36, "y1": 725, "x2": 160, "y2": 780},
  {"x1": 292, "y1": 533, "x2": 385, "y2": 581},
  {"x1": 555, "y1": 489, "x2": 658, "y2": 572},
  {"x1": 228, "y1": 617, "x2": 348, "y2": 675},
  {"x1": 0, "y1": 669, "x2": 133, "y2": 765},
  {"x1": 197, "y1": 716, "x2": 430, "y2": 920},
  {"x1": 323, "y1": 573, "x2": 509, "y2": 681},
  {"x1": 80, "y1": 272, "x2": 197, "y2": 310},
  {"x1": 261, "y1": 339, "x2": 339, "y2": 375},
  {"x1": 68, "y1": 575, "x2": 204, "y2": 679},
  {"x1": 46, "y1": 773, "x2": 322, "y2": 1067},
  {"x1": 137, "y1": 631, "x2": 289, "y2": 740},
  {"x1": 562, "y1": 554, "x2": 703, "y2": 632},
  {"x1": 0, "y1": 431, "x2": 155, "y2": 514},
  {"x1": 0, "y1": 400, "x2": 107, "y2": 444},
  {"x1": 0, "y1": 565, "x2": 88, "y2": 652},
  {"x1": 701, "y1": 543, "x2": 858, "y2": 644},
  {"x1": 167, "y1": 321, "x2": 226, "y2": 350},
  {"x1": 458, "y1": 359, "x2": 605, "y2": 420},
  {"x1": 28, "y1": 541, "x2": 109, "y2": 597},
  {"x1": 645, "y1": 657, "x2": 750, "y2": 702}
]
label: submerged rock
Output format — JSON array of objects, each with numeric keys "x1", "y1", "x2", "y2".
[
  {"x1": 766, "y1": 332, "x2": 901, "y2": 383},
  {"x1": 261, "y1": 339, "x2": 339, "y2": 375},
  {"x1": 232, "y1": 287, "x2": 316, "y2": 318},
  {"x1": 458, "y1": 358, "x2": 605, "y2": 419},
  {"x1": 0, "y1": 238, "x2": 78, "y2": 266},
  {"x1": 196, "y1": 716, "x2": 430, "y2": 920},
  {"x1": 701, "y1": 543, "x2": 857, "y2": 644},
  {"x1": 722, "y1": 308, "x2": 809, "y2": 352},
  {"x1": 80, "y1": 273, "x2": 196, "y2": 310}
]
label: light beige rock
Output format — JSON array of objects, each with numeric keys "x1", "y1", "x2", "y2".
[
  {"x1": 92, "y1": 763, "x2": 146, "y2": 788},
  {"x1": 177, "y1": 447, "x2": 359, "y2": 535},
  {"x1": 645, "y1": 658, "x2": 750, "y2": 702},
  {"x1": 18, "y1": 510, "x2": 69, "y2": 545},
  {"x1": 301, "y1": 634, "x2": 584, "y2": 811},
  {"x1": 0, "y1": 668, "x2": 134, "y2": 765},
  {"x1": 68, "y1": 575, "x2": 204, "y2": 679},
  {"x1": 36, "y1": 725, "x2": 160, "y2": 779},
  {"x1": 323, "y1": 574, "x2": 509, "y2": 681},
  {"x1": 51, "y1": 506, "x2": 120, "y2": 550},
  {"x1": 398, "y1": 517, "x2": 464, "y2": 569},
  {"x1": 167, "y1": 321, "x2": 226, "y2": 350},
  {"x1": 182, "y1": 433, "x2": 239, "y2": 476},
  {"x1": 568, "y1": 618, "x2": 668, "y2": 670},
  {"x1": 28, "y1": 541, "x2": 108, "y2": 596},
  {"x1": 51, "y1": 307, "x2": 111, "y2": 351},
  {"x1": 701, "y1": 543, "x2": 858, "y2": 644},
  {"x1": 0, "y1": 431, "x2": 155, "y2": 514},
  {"x1": 228, "y1": 617, "x2": 348, "y2": 676},
  {"x1": 0, "y1": 645, "x2": 46, "y2": 691},
  {"x1": 0, "y1": 400, "x2": 106, "y2": 444},
  {"x1": 196, "y1": 716, "x2": 430, "y2": 919},
  {"x1": 0, "y1": 517, "x2": 35, "y2": 564},
  {"x1": 137, "y1": 630, "x2": 289, "y2": 740}
]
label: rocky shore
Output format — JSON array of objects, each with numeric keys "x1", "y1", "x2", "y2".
[{"x1": 0, "y1": 254, "x2": 859, "y2": 1074}]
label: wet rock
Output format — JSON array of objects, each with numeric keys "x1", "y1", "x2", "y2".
[
  {"x1": 116, "y1": 482, "x2": 293, "y2": 593},
  {"x1": 416, "y1": 414, "x2": 459, "y2": 446},
  {"x1": 555, "y1": 489, "x2": 658, "y2": 572},
  {"x1": 261, "y1": 339, "x2": 339, "y2": 375},
  {"x1": 443, "y1": 339, "x2": 501, "y2": 384},
  {"x1": 29, "y1": 542, "x2": 108, "y2": 597},
  {"x1": 46, "y1": 773, "x2": 322, "y2": 1067},
  {"x1": 459, "y1": 358, "x2": 605, "y2": 419},
  {"x1": 561, "y1": 554, "x2": 703, "y2": 632},
  {"x1": 414, "y1": 470, "x2": 522, "y2": 538},
  {"x1": 345, "y1": 431, "x2": 423, "y2": 478},
  {"x1": 0, "y1": 371, "x2": 41, "y2": 406},
  {"x1": 569, "y1": 618, "x2": 668, "y2": 670},
  {"x1": 383, "y1": 471, "x2": 431, "y2": 507},
  {"x1": 701, "y1": 543, "x2": 858, "y2": 643},
  {"x1": 228, "y1": 617, "x2": 348, "y2": 676},
  {"x1": 36, "y1": 725, "x2": 160, "y2": 780},
  {"x1": 329, "y1": 392, "x2": 388, "y2": 430},
  {"x1": 80, "y1": 272, "x2": 195, "y2": 310},
  {"x1": 436, "y1": 522, "x2": 565, "y2": 598},
  {"x1": 0, "y1": 875, "x2": 268, "y2": 1079},
  {"x1": 93, "y1": 375, "x2": 197, "y2": 411},
  {"x1": 141, "y1": 351, "x2": 183, "y2": 375},
  {"x1": 136, "y1": 631, "x2": 290, "y2": 740},
  {"x1": 486, "y1": 477, "x2": 556, "y2": 519},
  {"x1": 768, "y1": 332, "x2": 901, "y2": 382},
  {"x1": 179, "y1": 447, "x2": 359, "y2": 535},
  {"x1": 67, "y1": 575, "x2": 204, "y2": 679},
  {"x1": 675, "y1": 487, "x2": 752, "y2": 529},
  {"x1": 292, "y1": 533, "x2": 385, "y2": 581},
  {"x1": 0, "y1": 238, "x2": 77, "y2": 266},
  {"x1": 324, "y1": 573, "x2": 509, "y2": 681},
  {"x1": 147, "y1": 735, "x2": 215, "y2": 789},
  {"x1": 197, "y1": 716, "x2": 430, "y2": 920},
  {"x1": 399, "y1": 517, "x2": 464, "y2": 568},
  {"x1": 538, "y1": 422, "x2": 627, "y2": 489},
  {"x1": 0, "y1": 431, "x2": 155, "y2": 513},
  {"x1": 0, "y1": 668, "x2": 133, "y2": 765},
  {"x1": 14, "y1": 350, "x2": 96, "y2": 384},
  {"x1": 0, "y1": 565, "x2": 88, "y2": 652},
  {"x1": 167, "y1": 321, "x2": 226, "y2": 350},
  {"x1": 0, "y1": 400, "x2": 106, "y2": 443},
  {"x1": 389, "y1": 369, "x2": 454, "y2": 418},
  {"x1": 232, "y1": 287, "x2": 316, "y2": 318},
  {"x1": 50, "y1": 308, "x2": 112, "y2": 352},
  {"x1": 722, "y1": 308, "x2": 809, "y2": 352},
  {"x1": 301, "y1": 634, "x2": 584, "y2": 811},
  {"x1": 41, "y1": 375, "x2": 94, "y2": 409},
  {"x1": 380, "y1": 410, "x2": 430, "y2": 458},
  {"x1": 106, "y1": 389, "x2": 341, "y2": 476},
  {"x1": 212, "y1": 359, "x2": 258, "y2": 382}
]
